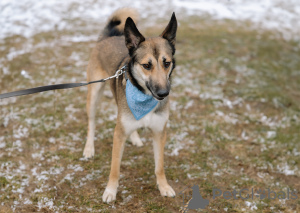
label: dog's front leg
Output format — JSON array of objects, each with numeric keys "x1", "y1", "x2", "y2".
[
  {"x1": 153, "y1": 125, "x2": 176, "y2": 197},
  {"x1": 102, "y1": 123, "x2": 126, "y2": 203}
]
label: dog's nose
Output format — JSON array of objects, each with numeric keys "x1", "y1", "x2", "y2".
[{"x1": 156, "y1": 89, "x2": 169, "y2": 98}]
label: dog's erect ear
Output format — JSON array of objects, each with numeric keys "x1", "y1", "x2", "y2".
[
  {"x1": 160, "y1": 12, "x2": 177, "y2": 47},
  {"x1": 124, "y1": 17, "x2": 145, "y2": 55}
]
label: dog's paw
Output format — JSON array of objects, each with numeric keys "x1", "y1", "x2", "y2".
[
  {"x1": 102, "y1": 187, "x2": 117, "y2": 203},
  {"x1": 130, "y1": 131, "x2": 143, "y2": 147},
  {"x1": 83, "y1": 145, "x2": 94, "y2": 159},
  {"x1": 131, "y1": 137, "x2": 143, "y2": 147},
  {"x1": 158, "y1": 184, "x2": 176, "y2": 197}
]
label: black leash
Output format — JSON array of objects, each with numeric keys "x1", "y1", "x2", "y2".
[{"x1": 0, "y1": 66, "x2": 126, "y2": 100}]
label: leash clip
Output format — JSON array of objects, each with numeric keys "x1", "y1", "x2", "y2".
[
  {"x1": 115, "y1": 65, "x2": 127, "y2": 79},
  {"x1": 102, "y1": 65, "x2": 127, "y2": 81}
]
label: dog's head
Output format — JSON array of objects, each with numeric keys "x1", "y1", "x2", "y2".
[{"x1": 124, "y1": 13, "x2": 177, "y2": 100}]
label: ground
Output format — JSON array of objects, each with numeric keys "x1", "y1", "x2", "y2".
[{"x1": 0, "y1": 7, "x2": 300, "y2": 213}]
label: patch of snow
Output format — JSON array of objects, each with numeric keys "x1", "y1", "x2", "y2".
[
  {"x1": 12, "y1": 140, "x2": 23, "y2": 152},
  {"x1": 62, "y1": 173, "x2": 73, "y2": 182},
  {"x1": 215, "y1": 111, "x2": 239, "y2": 125},
  {"x1": 67, "y1": 164, "x2": 84, "y2": 172},
  {"x1": 168, "y1": 131, "x2": 189, "y2": 156},
  {"x1": 68, "y1": 133, "x2": 81, "y2": 141},
  {"x1": 170, "y1": 143, "x2": 184, "y2": 156},
  {"x1": 31, "y1": 167, "x2": 38, "y2": 176},
  {"x1": 223, "y1": 99, "x2": 233, "y2": 109},
  {"x1": 62, "y1": 35, "x2": 96, "y2": 43},
  {"x1": 21, "y1": 70, "x2": 31, "y2": 79},
  {"x1": 292, "y1": 148, "x2": 300, "y2": 157},
  {"x1": 170, "y1": 101, "x2": 178, "y2": 111},
  {"x1": 108, "y1": 113, "x2": 117, "y2": 121},
  {"x1": 0, "y1": 140, "x2": 6, "y2": 149},
  {"x1": 184, "y1": 100, "x2": 194, "y2": 109},
  {"x1": 213, "y1": 172, "x2": 222, "y2": 176},
  {"x1": 34, "y1": 188, "x2": 43, "y2": 193},
  {"x1": 266, "y1": 131, "x2": 276, "y2": 138},
  {"x1": 23, "y1": 198, "x2": 32, "y2": 205},
  {"x1": 0, "y1": 97, "x2": 17, "y2": 106},
  {"x1": 65, "y1": 104, "x2": 80, "y2": 113},
  {"x1": 14, "y1": 126, "x2": 29, "y2": 139},
  {"x1": 49, "y1": 167, "x2": 64, "y2": 175},
  {"x1": 31, "y1": 149, "x2": 45, "y2": 160},
  {"x1": 174, "y1": 0, "x2": 300, "y2": 38},
  {"x1": 199, "y1": 87, "x2": 223, "y2": 100},
  {"x1": 123, "y1": 195, "x2": 133, "y2": 203},
  {"x1": 36, "y1": 173, "x2": 49, "y2": 181},
  {"x1": 48, "y1": 137, "x2": 56, "y2": 144},
  {"x1": 0, "y1": 0, "x2": 169, "y2": 39},
  {"x1": 25, "y1": 118, "x2": 39, "y2": 125},
  {"x1": 1, "y1": 0, "x2": 299, "y2": 40},
  {"x1": 6, "y1": 49, "x2": 28, "y2": 61},
  {"x1": 37, "y1": 197, "x2": 56, "y2": 211},
  {"x1": 277, "y1": 163, "x2": 297, "y2": 176},
  {"x1": 245, "y1": 201, "x2": 258, "y2": 211},
  {"x1": 241, "y1": 130, "x2": 249, "y2": 141},
  {"x1": 187, "y1": 173, "x2": 193, "y2": 179}
]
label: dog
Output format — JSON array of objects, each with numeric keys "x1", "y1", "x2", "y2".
[{"x1": 82, "y1": 8, "x2": 177, "y2": 203}]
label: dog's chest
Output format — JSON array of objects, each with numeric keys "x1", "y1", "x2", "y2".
[{"x1": 121, "y1": 108, "x2": 168, "y2": 135}]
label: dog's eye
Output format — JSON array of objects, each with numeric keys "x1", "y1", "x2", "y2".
[
  {"x1": 164, "y1": 62, "x2": 171, "y2": 68},
  {"x1": 142, "y1": 64, "x2": 151, "y2": 70}
]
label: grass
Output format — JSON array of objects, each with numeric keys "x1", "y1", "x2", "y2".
[{"x1": 0, "y1": 14, "x2": 300, "y2": 212}]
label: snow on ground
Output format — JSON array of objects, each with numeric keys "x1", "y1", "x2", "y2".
[
  {"x1": 0, "y1": 0, "x2": 299, "y2": 39},
  {"x1": 175, "y1": 0, "x2": 300, "y2": 38}
]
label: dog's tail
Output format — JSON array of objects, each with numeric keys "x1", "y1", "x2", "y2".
[{"x1": 99, "y1": 8, "x2": 139, "y2": 41}]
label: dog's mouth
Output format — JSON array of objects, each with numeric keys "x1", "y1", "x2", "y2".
[
  {"x1": 152, "y1": 93, "x2": 166, "y2": 101},
  {"x1": 146, "y1": 85, "x2": 169, "y2": 101}
]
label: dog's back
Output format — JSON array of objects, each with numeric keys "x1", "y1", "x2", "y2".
[{"x1": 88, "y1": 8, "x2": 139, "y2": 78}]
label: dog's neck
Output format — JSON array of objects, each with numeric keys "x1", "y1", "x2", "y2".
[{"x1": 126, "y1": 58, "x2": 146, "y2": 94}]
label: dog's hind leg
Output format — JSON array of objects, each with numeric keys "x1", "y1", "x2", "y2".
[
  {"x1": 129, "y1": 130, "x2": 143, "y2": 147},
  {"x1": 83, "y1": 80, "x2": 106, "y2": 158}
]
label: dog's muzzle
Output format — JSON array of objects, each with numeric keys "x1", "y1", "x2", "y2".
[
  {"x1": 155, "y1": 89, "x2": 169, "y2": 100},
  {"x1": 147, "y1": 83, "x2": 170, "y2": 101}
]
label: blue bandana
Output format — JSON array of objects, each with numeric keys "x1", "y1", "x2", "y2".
[{"x1": 126, "y1": 80, "x2": 158, "y2": 120}]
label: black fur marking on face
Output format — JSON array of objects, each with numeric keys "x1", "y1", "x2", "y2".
[
  {"x1": 153, "y1": 46, "x2": 160, "y2": 60},
  {"x1": 168, "y1": 58, "x2": 176, "y2": 78},
  {"x1": 145, "y1": 80, "x2": 151, "y2": 93},
  {"x1": 168, "y1": 41, "x2": 176, "y2": 55},
  {"x1": 145, "y1": 79, "x2": 160, "y2": 100},
  {"x1": 127, "y1": 56, "x2": 146, "y2": 93}
]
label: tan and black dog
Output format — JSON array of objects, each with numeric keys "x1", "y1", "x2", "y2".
[{"x1": 83, "y1": 8, "x2": 177, "y2": 203}]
